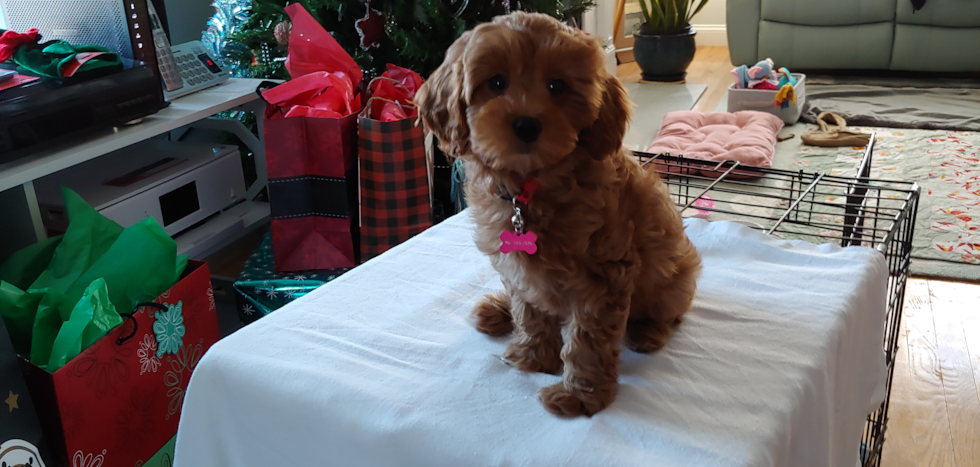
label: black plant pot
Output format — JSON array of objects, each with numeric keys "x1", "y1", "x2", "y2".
[{"x1": 632, "y1": 25, "x2": 697, "y2": 82}]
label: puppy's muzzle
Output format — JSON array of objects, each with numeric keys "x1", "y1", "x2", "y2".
[{"x1": 513, "y1": 116, "x2": 542, "y2": 143}]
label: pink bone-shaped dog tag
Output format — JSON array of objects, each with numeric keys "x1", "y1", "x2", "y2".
[{"x1": 500, "y1": 230, "x2": 538, "y2": 255}]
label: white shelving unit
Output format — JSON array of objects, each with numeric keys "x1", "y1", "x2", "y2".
[{"x1": 0, "y1": 78, "x2": 272, "y2": 260}]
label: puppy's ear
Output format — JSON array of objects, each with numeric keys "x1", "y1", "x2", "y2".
[
  {"x1": 416, "y1": 31, "x2": 471, "y2": 159},
  {"x1": 578, "y1": 74, "x2": 631, "y2": 160}
]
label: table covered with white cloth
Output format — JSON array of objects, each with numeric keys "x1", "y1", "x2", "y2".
[{"x1": 173, "y1": 212, "x2": 888, "y2": 467}]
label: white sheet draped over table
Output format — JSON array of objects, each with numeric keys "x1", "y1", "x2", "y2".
[{"x1": 174, "y1": 212, "x2": 888, "y2": 467}]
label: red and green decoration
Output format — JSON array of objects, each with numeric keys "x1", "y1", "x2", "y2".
[{"x1": 212, "y1": 0, "x2": 595, "y2": 80}]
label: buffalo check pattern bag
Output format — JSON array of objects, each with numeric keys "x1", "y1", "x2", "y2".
[{"x1": 358, "y1": 98, "x2": 432, "y2": 261}]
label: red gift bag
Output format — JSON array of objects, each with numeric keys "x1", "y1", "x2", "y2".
[
  {"x1": 18, "y1": 261, "x2": 219, "y2": 467},
  {"x1": 264, "y1": 105, "x2": 361, "y2": 271},
  {"x1": 260, "y1": 2, "x2": 364, "y2": 272}
]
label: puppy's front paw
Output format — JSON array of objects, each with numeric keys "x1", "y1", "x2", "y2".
[
  {"x1": 539, "y1": 383, "x2": 614, "y2": 417},
  {"x1": 471, "y1": 294, "x2": 513, "y2": 336},
  {"x1": 502, "y1": 341, "x2": 562, "y2": 375}
]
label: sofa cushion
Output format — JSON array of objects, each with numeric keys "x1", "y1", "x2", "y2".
[
  {"x1": 647, "y1": 111, "x2": 784, "y2": 172},
  {"x1": 896, "y1": 0, "x2": 980, "y2": 27},
  {"x1": 761, "y1": 0, "x2": 895, "y2": 26},
  {"x1": 892, "y1": 24, "x2": 980, "y2": 71},
  {"x1": 759, "y1": 21, "x2": 894, "y2": 69}
]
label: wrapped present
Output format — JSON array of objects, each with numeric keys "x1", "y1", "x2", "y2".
[{"x1": 234, "y1": 231, "x2": 348, "y2": 324}]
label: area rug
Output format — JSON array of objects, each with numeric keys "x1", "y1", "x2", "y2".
[
  {"x1": 773, "y1": 124, "x2": 980, "y2": 282},
  {"x1": 800, "y1": 85, "x2": 980, "y2": 132},
  {"x1": 709, "y1": 92, "x2": 979, "y2": 281}
]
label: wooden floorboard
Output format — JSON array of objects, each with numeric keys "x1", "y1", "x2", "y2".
[
  {"x1": 619, "y1": 47, "x2": 980, "y2": 466},
  {"x1": 902, "y1": 279, "x2": 956, "y2": 466},
  {"x1": 882, "y1": 286, "x2": 917, "y2": 467},
  {"x1": 929, "y1": 281, "x2": 980, "y2": 467}
]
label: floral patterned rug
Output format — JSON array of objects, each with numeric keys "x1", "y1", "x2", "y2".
[{"x1": 776, "y1": 125, "x2": 980, "y2": 281}]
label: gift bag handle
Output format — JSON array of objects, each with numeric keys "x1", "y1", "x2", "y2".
[
  {"x1": 364, "y1": 96, "x2": 416, "y2": 108},
  {"x1": 256, "y1": 80, "x2": 289, "y2": 117},
  {"x1": 367, "y1": 76, "x2": 414, "y2": 94},
  {"x1": 255, "y1": 80, "x2": 281, "y2": 104},
  {"x1": 116, "y1": 302, "x2": 167, "y2": 345},
  {"x1": 360, "y1": 96, "x2": 417, "y2": 118}
]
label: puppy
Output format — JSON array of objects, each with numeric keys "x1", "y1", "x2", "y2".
[{"x1": 416, "y1": 12, "x2": 701, "y2": 416}]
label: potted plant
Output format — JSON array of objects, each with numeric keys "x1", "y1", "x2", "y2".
[{"x1": 632, "y1": 0, "x2": 710, "y2": 81}]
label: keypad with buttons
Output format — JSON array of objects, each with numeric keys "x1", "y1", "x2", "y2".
[{"x1": 163, "y1": 40, "x2": 230, "y2": 101}]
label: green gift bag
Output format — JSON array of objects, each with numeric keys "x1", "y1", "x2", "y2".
[{"x1": 0, "y1": 187, "x2": 187, "y2": 371}]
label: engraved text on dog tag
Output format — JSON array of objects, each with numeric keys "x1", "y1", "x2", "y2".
[{"x1": 500, "y1": 230, "x2": 538, "y2": 255}]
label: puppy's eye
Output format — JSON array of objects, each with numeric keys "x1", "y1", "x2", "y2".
[
  {"x1": 548, "y1": 79, "x2": 565, "y2": 96},
  {"x1": 487, "y1": 74, "x2": 507, "y2": 94}
]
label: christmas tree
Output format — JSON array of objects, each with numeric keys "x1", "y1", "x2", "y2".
[{"x1": 203, "y1": 0, "x2": 595, "y2": 80}]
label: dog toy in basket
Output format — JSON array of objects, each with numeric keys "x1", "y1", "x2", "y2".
[
  {"x1": 731, "y1": 58, "x2": 777, "y2": 90},
  {"x1": 774, "y1": 67, "x2": 797, "y2": 109}
]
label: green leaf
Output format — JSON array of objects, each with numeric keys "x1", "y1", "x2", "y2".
[
  {"x1": 638, "y1": 0, "x2": 653, "y2": 28},
  {"x1": 677, "y1": 0, "x2": 689, "y2": 28},
  {"x1": 689, "y1": 0, "x2": 711, "y2": 23},
  {"x1": 645, "y1": 0, "x2": 666, "y2": 28}
]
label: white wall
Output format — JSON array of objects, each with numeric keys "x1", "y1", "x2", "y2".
[
  {"x1": 691, "y1": 0, "x2": 728, "y2": 47},
  {"x1": 592, "y1": 0, "x2": 728, "y2": 48}
]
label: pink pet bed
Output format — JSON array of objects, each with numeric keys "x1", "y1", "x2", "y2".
[{"x1": 646, "y1": 111, "x2": 784, "y2": 178}]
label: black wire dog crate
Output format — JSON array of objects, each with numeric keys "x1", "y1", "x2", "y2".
[{"x1": 634, "y1": 133, "x2": 920, "y2": 467}]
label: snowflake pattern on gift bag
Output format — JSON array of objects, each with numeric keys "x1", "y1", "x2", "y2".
[
  {"x1": 164, "y1": 342, "x2": 203, "y2": 420},
  {"x1": 233, "y1": 231, "x2": 351, "y2": 321},
  {"x1": 69, "y1": 337, "x2": 132, "y2": 399},
  {"x1": 73, "y1": 449, "x2": 106, "y2": 467},
  {"x1": 137, "y1": 334, "x2": 161, "y2": 375},
  {"x1": 153, "y1": 302, "x2": 186, "y2": 358}
]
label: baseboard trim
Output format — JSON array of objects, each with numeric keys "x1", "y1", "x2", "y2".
[{"x1": 692, "y1": 24, "x2": 728, "y2": 47}]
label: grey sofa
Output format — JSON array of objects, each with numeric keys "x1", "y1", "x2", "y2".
[{"x1": 727, "y1": 0, "x2": 980, "y2": 72}]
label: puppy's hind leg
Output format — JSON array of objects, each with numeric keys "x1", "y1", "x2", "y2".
[
  {"x1": 471, "y1": 292, "x2": 514, "y2": 336},
  {"x1": 625, "y1": 249, "x2": 699, "y2": 353}
]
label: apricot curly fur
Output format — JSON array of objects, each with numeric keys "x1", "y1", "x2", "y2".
[{"x1": 417, "y1": 12, "x2": 701, "y2": 417}]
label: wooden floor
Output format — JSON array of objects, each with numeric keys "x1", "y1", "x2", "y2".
[
  {"x1": 616, "y1": 46, "x2": 733, "y2": 113},
  {"x1": 617, "y1": 48, "x2": 980, "y2": 467},
  {"x1": 885, "y1": 279, "x2": 980, "y2": 467}
]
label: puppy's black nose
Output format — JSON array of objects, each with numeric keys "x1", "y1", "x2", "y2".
[{"x1": 513, "y1": 117, "x2": 542, "y2": 143}]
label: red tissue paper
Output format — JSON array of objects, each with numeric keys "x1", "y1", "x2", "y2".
[
  {"x1": 262, "y1": 70, "x2": 358, "y2": 118},
  {"x1": 284, "y1": 3, "x2": 362, "y2": 84},
  {"x1": 261, "y1": 3, "x2": 363, "y2": 119},
  {"x1": 368, "y1": 64, "x2": 424, "y2": 122}
]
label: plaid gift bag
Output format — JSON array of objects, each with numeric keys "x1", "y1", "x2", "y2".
[{"x1": 358, "y1": 98, "x2": 432, "y2": 261}]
